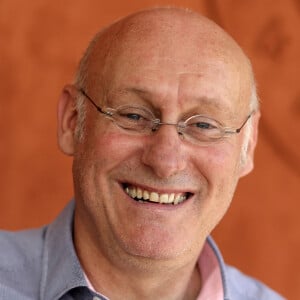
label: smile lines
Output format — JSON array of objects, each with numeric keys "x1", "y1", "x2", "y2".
[{"x1": 123, "y1": 184, "x2": 191, "y2": 205}]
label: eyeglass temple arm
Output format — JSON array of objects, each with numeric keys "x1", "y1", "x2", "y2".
[
  {"x1": 224, "y1": 113, "x2": 253, "y2": 135},
  {"x1": 79, "y1": 88, "x2": 107, "y2": 115},
  {"x1": 236, "y1": 113, "x2": 252, "y2": 133}
]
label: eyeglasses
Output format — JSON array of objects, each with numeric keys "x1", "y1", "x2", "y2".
[{"x1": 79, "y1": 88, "x2": 253, "y2": 145}]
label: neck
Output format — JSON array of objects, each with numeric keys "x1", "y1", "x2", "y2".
[
  {"x1": 74, "y1": 217, "x2": 202, "y2": 300},
  {"x1": 85, "y1": 258, "x2": 201, "y2": 300}
]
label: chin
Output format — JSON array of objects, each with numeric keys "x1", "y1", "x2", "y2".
[{"x1": 117, "y1": 225, "x2": 196, "y2": 262}]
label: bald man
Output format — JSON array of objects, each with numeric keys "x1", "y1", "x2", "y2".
[{"x1": 0, "y1": 7, "x2": 284, "y2": 300}]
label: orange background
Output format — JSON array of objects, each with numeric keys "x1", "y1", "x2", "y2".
[{"x1": 0, "y1": 1, "x2": 299, "y2": 299}]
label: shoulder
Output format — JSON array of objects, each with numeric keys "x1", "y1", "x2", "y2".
[
  {"x1": 225, "y1": 265, "x2": 286, "y2": 300},
  {"x1": 0, "y1": 227, "x2": 46, "y2": 268},
  {"x1": 0, "y1": 227, "x2": 47, "y2": 299}
]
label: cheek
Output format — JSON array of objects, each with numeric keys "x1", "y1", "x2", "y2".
[
  {"x1": 73, "y1": 127, "x2": 137, "y2": 198},
  {"x1": 96, "y1": 134, "x2": 147, "y2": 177},
  {"x1": 195, "y1": 142, "x2": 240, "y2": 174},
  {"x1": 83, "y1": 123, "x2": 141, "y2": 165},
  {"x1": 191, "y1": 143, "x2": 241, "y2": 226}
]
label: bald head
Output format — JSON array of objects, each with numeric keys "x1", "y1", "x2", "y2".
[{"x1": 77, "y1": 7, "x2": 254, "y2": 90}]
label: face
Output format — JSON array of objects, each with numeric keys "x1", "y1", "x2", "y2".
[{"x1": 58, "y1": 14, "x2": 258, "y2": 268}]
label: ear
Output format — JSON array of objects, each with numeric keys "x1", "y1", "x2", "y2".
[
  {"x1": 239, "y1": 111, "x2": 261, "y2": 177},
  {"x1": 57, "y1": 84, "x2": 78, "y2": 156}
]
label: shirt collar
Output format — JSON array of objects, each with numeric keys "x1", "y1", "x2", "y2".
[
  {"x1": 206, "y1": 236, "x2": 231, "y2": 300},
  {"x1": 40, "y1": 200, "x2": 88, "y2": 300}
]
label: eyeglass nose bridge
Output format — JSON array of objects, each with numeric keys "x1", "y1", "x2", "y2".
[{"x1": 151, "y1": 119, "x2": 186, "y2": 135}]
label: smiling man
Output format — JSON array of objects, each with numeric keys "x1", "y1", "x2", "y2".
[{"x1": 0, "y1": 7, "x2": 284, "y2": 300}]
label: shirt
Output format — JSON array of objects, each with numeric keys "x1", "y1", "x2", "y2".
[{"x1": 0, "y1": 200, "x2": 285, "y2": 300}]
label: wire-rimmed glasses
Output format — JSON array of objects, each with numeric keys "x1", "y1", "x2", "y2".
[{"x1": 79, "y1": 88, "x2": 253, "y2": 145}]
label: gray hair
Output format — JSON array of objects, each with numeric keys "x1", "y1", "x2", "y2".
[{"x1": 73, "y1": 30, "x2": 105, "y2": 142}]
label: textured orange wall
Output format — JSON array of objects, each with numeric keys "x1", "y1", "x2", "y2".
[{"x1": 0, "y1": 1, "x2": 299, "y2": 299}]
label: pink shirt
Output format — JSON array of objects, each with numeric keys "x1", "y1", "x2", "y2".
[{"x1": 85, "y1": 240, "x2": 224, "y2": 300}]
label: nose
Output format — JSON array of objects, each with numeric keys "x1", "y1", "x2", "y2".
[{"x1": 141, "y1": 124, "x2": 188, "y2": 179}]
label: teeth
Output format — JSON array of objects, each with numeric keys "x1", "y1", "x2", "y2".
[
  {"x1": 150, "y1": 192, "x2": 159, "y2": 202},
  {"x1": 136, "y1": 188, "x2": 143, "y2": 199},
  {"x1": 143, "y1": 190, "x2": 150, "y2": 200},
  {"x1": 168, "y1": 193, "x2": 175, "y2": 203},
  {"x1": 124, "y1": 185, "x2": 188, "y2": 205},
  {"x1": 174, "y1": 194, "x2": 181, "y2": 205},
  {"x1": 174, "y1": 194, "x2": 186, "y2": 205},
  {"x1": 160, "y1": 194, "x2": 169, "y2": 203},
  {"x1": 129, "y1": 187, "x2": 137, "y2": 198}
]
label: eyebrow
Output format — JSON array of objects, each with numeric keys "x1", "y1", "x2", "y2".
[
  {"x1": 109, "y1": 87, "x2": 157, "y2": 109},
  {"x1": 123, "y1": 87, "x2": 153, "y2": 100},
  {"x1": 192, "y1": 96, "x2": 228, "y2": 111}
]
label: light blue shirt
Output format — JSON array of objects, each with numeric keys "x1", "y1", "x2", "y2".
[{"x1": 0, "y1": 201, "x2": 285, "y2": 300}]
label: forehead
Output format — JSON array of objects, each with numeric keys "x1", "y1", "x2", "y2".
[
  {"x1": 88, "y1": 12, "x2": 251, "y2": 115},
  {"x1": 109, "y1": 63, "x2": 238, "y2": 109}
]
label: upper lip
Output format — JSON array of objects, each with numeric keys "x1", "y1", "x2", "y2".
[{"x1": 121, "y1": 181, "x2": 195, "y2": 195}]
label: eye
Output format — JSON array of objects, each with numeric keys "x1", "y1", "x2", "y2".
[
  {"x1": 123, "y1": 113, "x2": 143, "y2": 121},
  {"x1": 185, "y1": 115, "x2": 222, "y2": 139},
  {"x1": 118, "y1": 108, "x2": 150, "y2": 122},
  {"x1": 194, "y1": 122, "x2": 216, "y2": 129},
  {"x1": 112, "y1": 105, "x2": 155, "y2": 131},
  {"x1": 188, "y1": 117, "x2": 218, "y2": 130}
]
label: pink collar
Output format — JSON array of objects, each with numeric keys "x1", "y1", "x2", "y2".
[{"x1": 197, "y1": 239, "x2": 224, "y2": 299}]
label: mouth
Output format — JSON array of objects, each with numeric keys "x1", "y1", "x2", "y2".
[{"x1": 122, "y1": 183, "x2": 193, "y2": 205}]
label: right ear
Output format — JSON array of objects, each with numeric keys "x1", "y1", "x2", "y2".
[{"x1": 57, "y1": 84, "x2": 78, "y2": 156}]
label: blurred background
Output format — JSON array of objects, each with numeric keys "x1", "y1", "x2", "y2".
[{"x1": 0, "y1": 0, "x2": 299, "y2": 299}]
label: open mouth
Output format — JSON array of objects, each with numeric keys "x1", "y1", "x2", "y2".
[{"x1": 123, "y1": 183, "x2": 192, "y2": 205}]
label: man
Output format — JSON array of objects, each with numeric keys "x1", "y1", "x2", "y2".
[{"x1": 0, "y1": 7, "x2": 284, "y2": 300}]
